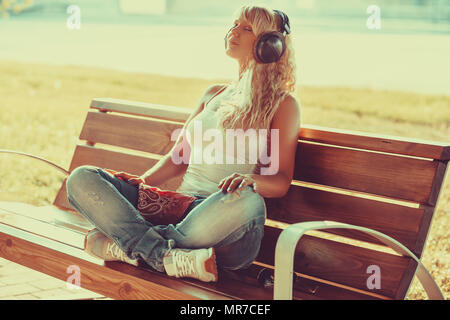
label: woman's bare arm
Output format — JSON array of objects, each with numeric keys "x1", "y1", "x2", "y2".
[
  {"x1": 217, "y1": 94, "x2": 300, "y2": 198},
  {"x1": 248, "y1": 94, "x2": 300, "y2": 198},
  {"x1": 141, "y1": 84, "x2": 226, "y2": 186}
]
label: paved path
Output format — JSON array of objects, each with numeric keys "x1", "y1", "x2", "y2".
[{"x1": 0, "y1": 258, "x2": 108, "y2": 300}]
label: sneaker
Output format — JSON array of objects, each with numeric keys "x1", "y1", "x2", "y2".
[
  {"x1": 84, "y1": 229, "x2": 139, "y2": 267},
  {"x1": 163, "y1": 248, "x2": 218, "y2": 283}
]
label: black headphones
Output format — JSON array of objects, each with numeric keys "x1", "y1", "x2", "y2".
[{"x1": 224, "y1": 9, "x2": 291, "y2": 64}]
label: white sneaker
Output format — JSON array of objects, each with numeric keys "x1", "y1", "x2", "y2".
[
  {"x1": 84, "y1": 229, "x2": 139, "y2": 267},
  {"x1": 163, "y1": 248, "x2": 218, "y2": 283}
]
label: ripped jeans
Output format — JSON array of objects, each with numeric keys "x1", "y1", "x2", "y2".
[{"x1": 65, "y1": 165, "x2": 266, "y2": 273}]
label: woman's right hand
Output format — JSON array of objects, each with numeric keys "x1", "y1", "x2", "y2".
[{"x1": 104, "y1": 169, "x2": 144, "y2": 186}]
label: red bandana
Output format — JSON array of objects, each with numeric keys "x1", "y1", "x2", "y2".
[{"x1": 103, "y1": 168, "x2": 197, "y2": 225}]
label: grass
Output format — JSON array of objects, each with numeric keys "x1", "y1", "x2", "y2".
[{"x1": 0, "y1": 59, "x2": 449, "y2": 300}]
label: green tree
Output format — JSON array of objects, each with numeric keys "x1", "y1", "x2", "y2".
[{"x1": 0, "y1": 0, "x2": 35, "y2": 18}]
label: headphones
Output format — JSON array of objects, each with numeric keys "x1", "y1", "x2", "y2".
[{"x1": 224, "y1": 9, "x2": 291, "y2": 64}]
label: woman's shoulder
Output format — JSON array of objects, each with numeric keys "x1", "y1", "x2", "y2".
[
  {"x1": 204, "y1": 83, "x2": 229, "y2": 98},
  {"x1": 271, "y1": 93, "x2": 301, "y2": 129},
  {"x1": 201, "y1": 84, "x2": 229, "y2": 109},
  {"x1": 276, "y1": 93, "x2": 300, "y2": 117}
]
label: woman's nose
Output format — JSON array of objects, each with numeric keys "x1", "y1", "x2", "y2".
[{"x1": 229, "y1": 27, "x2": 240, "y2": 38}]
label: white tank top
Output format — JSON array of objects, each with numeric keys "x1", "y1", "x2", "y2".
[{"x1": 176, "y1": 85, "x2": 262, "y2": 197}]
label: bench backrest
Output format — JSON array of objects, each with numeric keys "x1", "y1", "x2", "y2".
[{"x1": 53, "y1": 98, "x2": 450, "y2": 300}]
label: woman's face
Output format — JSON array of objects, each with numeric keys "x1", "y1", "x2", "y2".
[{"x1": 225, "y1": 17, "x2": 257, "y2": 63}]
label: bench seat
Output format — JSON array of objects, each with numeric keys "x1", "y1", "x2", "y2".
[{"x1": 1, "y1": 97, "x2": 448, "y2": 300}]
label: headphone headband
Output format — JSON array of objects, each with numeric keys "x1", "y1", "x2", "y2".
[{"x1": 273, "y1": 9, "x2": 291, "y2": 36}]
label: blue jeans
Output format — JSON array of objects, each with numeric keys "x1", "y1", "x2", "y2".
[{"x1": 65, "y1": 165, "x2": 266, "y2": 273}]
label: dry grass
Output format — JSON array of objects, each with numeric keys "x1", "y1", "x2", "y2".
[{"x1": 0, "y1": 59, "x2": 448, "y2": 300}]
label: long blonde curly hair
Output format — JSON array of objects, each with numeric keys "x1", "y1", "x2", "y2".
[{"x1": 217, "y1": 4, "x2": 297, "y2": 133}]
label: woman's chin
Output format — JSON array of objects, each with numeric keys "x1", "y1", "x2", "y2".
[
  {"x1": 225, "y1": 50, "x2": 240, "y2": 60},
  {"x1": 225, "y1": 52, "x2": 236, "y2": 60}
]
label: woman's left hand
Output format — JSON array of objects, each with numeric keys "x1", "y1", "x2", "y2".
[{"x1": 218, "y1": 173, "x2": 256, "y2": 194}]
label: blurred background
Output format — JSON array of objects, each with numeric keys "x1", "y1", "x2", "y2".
[
  {"x1": 0, "y1": 0, "x2": 449, "y2": 300},
  {"x1": 1, "y1": 0, "x2": 450, "y2": 93}
]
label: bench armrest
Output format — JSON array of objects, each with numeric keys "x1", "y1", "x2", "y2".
[
  {"x1": 0, "y1": 149, "x2": 69, "y2": 176},
  {"x1": 274, "y1": 220, "x2": 444, "y2": 300}
]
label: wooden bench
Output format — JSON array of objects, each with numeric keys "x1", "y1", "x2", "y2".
[{"x1": 0, "y1": 97, "x2": 448, "y2": 300}]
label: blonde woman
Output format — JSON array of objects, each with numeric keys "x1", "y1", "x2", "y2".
[{"x1": 66, "y1": 4, "x2": 300, "y2": 283}]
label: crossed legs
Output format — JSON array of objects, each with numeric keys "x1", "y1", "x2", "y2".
[{"x1": 66, "y1": 165, "x2": 266, "y2": 272}]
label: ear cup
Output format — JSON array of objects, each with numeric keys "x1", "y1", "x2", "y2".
[
  {"x1": 253, "y1": 31, "x2": 286, "y2": 64},
  {"x1": 252, "y1": 10, "x2": 290, "y2": 64}
]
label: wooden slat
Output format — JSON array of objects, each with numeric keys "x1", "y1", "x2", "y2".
[
  {"x1": 54, "y1": 145, "x2": 184, "y2": 211},
  {"x1": 0, "y1": 203, "x2": 88, "y2": 249},
  {"x1": 300, "y1": 124, "x2": 450, "y2": 161},
  {"x1": 256, "y1": 226, "x2": 414, "y2": 299},
  {"x1": 91, "y1": 98, "x2": 191, "y2": 122},
  {"x1": 294, "y1": 142, "x2": 439, "y2": 204},
  {"x1": 224, "y1": 264, "x2": 382, "y2": 300},
  {"x1": 113, "y1": 262, "x2": 273, "y2": 300},
  {"x1": 0, "y1": 201, "x2": 93, "y2": 234},
  {"x1": 265, "y1": 185, "x2": 425, "y2": 256},
  {"x1": 68, "y1": 145, "x2": 164, "y2": 177},
  {"x1": 79, "y1": 111, "x2": 182, "y2": 155},
  {"x1": 90, "y1": 98, "x2": 450, "y2": 160}
]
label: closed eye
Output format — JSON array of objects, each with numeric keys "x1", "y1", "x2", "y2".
[{"x1": 232, "y1": 22, "x2": 252, "y2": 32}]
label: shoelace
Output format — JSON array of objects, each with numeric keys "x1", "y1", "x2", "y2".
[
  {"x1": 106, "y1": 242, "x2": 128, "y2": 262},
  {"x1": 173, "y1": 250, "x2": 197, "y2": 278}
]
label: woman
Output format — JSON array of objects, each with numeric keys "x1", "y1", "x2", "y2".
[{"x1": 66, "y1": 4, "x2": 300, "y2": 283}]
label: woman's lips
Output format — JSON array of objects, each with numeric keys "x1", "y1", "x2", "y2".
[{"x1": 228, "y1": 38, "x2": 239, "y2": 45}]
